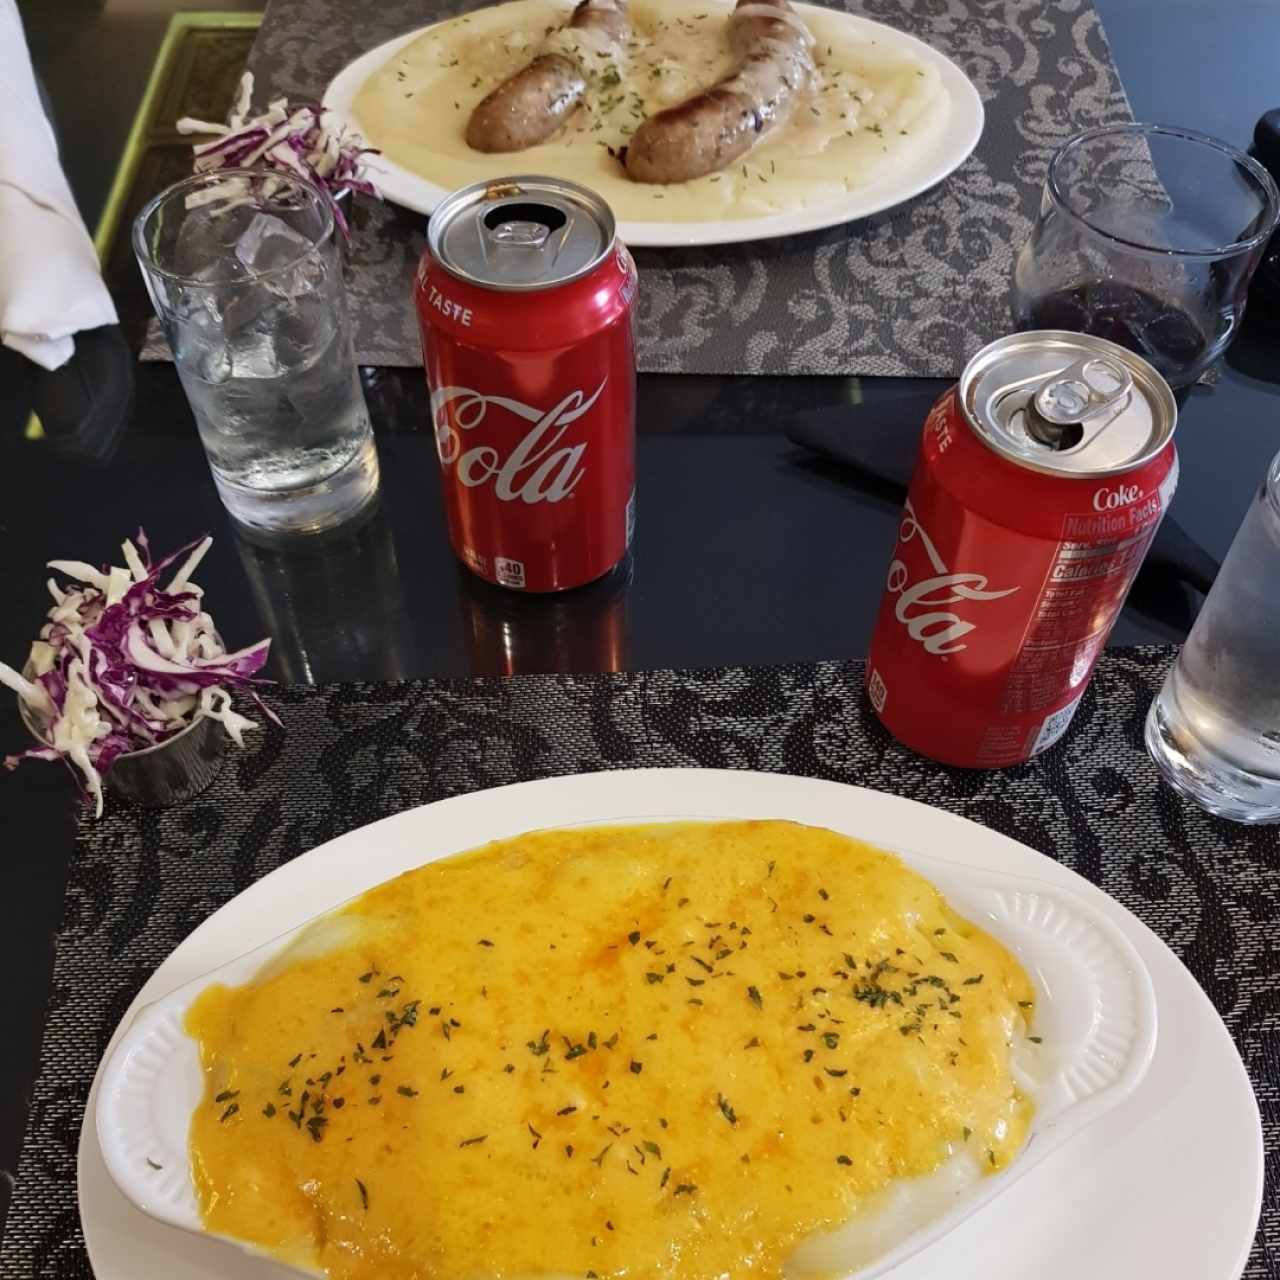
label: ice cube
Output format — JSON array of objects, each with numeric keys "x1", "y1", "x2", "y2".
[
  {"x1": 235, "y1": 214, "x2": 328, "y2": 301},
  {"x1": 271, "y1": 294, "x2": 337, "y2": 370},
  {"x1": 235, "y1": 213, "x2": 312, "y2": 270},
  {"x1": 229, "y1": 317, "x2": 283, "y2": 379},
  {"x1": 1138, "y1": 307, "x2": 1207, "y2": 370},
  {"x1": 173, "y1": 300, "x2": 232, "y2": 384},
  {"x1": 173, "y1": 204, "x2": 251, "y2": 284}
]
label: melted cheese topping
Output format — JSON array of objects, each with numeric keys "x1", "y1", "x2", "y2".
[
  {"x1": 187, "y1": 821, "x2": 1034, "y2": 1280},
  {"x1": 351, "y1": 0, "x2": 950, "y2": 222}
]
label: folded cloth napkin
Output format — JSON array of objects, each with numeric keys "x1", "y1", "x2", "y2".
[{"x1": 0, "y1": 0, "x2": 117, "y2": 371}]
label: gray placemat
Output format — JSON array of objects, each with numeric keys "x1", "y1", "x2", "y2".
[
  {"x1": 141, "y1": 0, "x2": 1135, "y2": 376},
  {"x1": 1, "y1": 649, "x2": 1278, "y2": 1277}
]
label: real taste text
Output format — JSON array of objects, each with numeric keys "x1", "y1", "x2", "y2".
[{"x1": 427, "y1": 285, "x2": 473, "y2": 327}]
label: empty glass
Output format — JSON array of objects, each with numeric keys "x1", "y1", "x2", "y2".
[
  {"x1": 1146, "y1": 449, "x2": 1280, "y2": 822},
  {"x1": 134, "y1": 170, "x2": 379, "y2": 538},
  {"x1": 1014, "y1": 124, "x2": 1279, "y2": 388}
]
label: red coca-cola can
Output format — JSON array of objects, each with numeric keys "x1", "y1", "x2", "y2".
[
  {"x1": 866, "y1": 330, "x2": 1178, "y2": 768},
  {"x1": 416, "y1": 177, "x2": 637, "y2": 592}
]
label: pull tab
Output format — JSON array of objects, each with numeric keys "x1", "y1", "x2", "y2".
[
  {"x1": 488, "y1": 220, "x2": 551, "y2": 249},
  {"x1": 476, "y1": 200, "x2": 571, "y2": 283},
  {"x1": 1026, "y1": 356, "x2": 1133, "y2": 448}
]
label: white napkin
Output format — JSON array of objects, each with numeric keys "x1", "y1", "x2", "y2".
[{"x1": 0, "y1": 0, "x2": 118, "y2": 371}]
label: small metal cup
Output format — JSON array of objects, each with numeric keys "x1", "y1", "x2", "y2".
[{"x1": 18, "y1": 683, "x2": 227, "y2": 809}]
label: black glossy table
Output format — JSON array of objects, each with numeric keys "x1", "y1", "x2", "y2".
[{"x1": 2, "y1": 0, "x2": 1279, "y2": 1245}]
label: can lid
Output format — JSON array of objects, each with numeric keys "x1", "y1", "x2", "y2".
[
  {"x1": 428, "y1": 175, "x2": 616, "y2": 292},
  {"x1": 959, "y1": 330, "x2": 1177, "y2": 476}
]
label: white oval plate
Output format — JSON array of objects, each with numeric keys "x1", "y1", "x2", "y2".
[
  {"x1": 321, "y1": 4, "x2": 984, "y2": 248},
  {"x1": 77, "y1": 770, "x2": 1262, "y2": 1280}
]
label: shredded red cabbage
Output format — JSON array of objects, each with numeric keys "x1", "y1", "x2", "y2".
[
  {"x1": 177, "y1": 72, "x2": 380, "y2": 236},
  {"x1": 1, "y1": 532, "x2": 277, "y2": 817}
]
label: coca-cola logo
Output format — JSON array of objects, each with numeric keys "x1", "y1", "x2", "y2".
[
  {"x1": 887, "y1": 500, "x2": 1018, "y2": 655},
  {"x1": 431, "y1": 381, "x2": 606, "y2": 504},
  {"x1": 1093, "y1": 482, "x2": 1142, "y2": 511}
]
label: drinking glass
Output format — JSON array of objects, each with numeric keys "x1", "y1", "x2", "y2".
[
  {"x1": 1146, "y1": 449, "x2": 1280, "y2": 822},
  {"x1": 1014, "y1": 124, "x2": 1279, "y2": 388},
  {"x1": 134, "y1": 170, "x2": 379, "y2": 537}
]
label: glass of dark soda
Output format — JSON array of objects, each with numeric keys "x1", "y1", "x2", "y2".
[{"x1": 1014, "y1": 124, "x2": 1278, "y2": 387}]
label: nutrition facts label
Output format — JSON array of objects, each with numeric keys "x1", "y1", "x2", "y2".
[{"x1": 999, "y1": 524, "x2": 1157, "y2": 716}]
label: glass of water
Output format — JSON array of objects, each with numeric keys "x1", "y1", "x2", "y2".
[
  {"x1": 1146, "y1": 449, "x2": 1280, "y2": 822},
  {"x1": 134, "y1": 170, "x2": 379, "y2": 538}
]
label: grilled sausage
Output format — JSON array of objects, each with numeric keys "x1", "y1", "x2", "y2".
[
  {"x1": 466, "y1": 0, "x2": 629, "y2": 152},
  {"x1": 624, "y1": 0, "x2": 815, "y2": 184}
]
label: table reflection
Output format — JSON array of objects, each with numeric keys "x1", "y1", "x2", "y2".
[
  {"x1": 234, "y1": 509, "x2": 418, "y2": 683},
  {"x1": 457, "y1": 557, "x2": 632, "y2": 676}
]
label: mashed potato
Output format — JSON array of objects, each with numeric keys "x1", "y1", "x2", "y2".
[{"x1": 352, "y1": 0, "x2": 951, "y2": 222}]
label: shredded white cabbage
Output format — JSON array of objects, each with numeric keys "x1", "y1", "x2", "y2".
[{"x1": 1, "y1": 533, "x2": 275, "y2": 818}]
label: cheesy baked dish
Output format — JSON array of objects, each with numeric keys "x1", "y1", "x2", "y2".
[{"x1": 186, "y1": 820, "x2": 1036, "y2": 1279}]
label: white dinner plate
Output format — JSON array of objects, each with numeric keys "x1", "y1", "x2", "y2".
[
  {"x1": 77, "y1": 770, "x2": 1261, "y2": 1279},
  {"x1": 321, "y1": 5, "x2": 984, "y2": 248}
]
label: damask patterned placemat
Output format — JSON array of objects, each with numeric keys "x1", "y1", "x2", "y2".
[
  {"x1": 140, "y1": 0, "x2": 1135, "y2": 376},
  {"x1": 1, "y1": 647, "x2": 1277, "y2": 1276}
]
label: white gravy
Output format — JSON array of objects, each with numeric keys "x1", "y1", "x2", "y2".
[{"x1": 353, "y1": 0, "x2": 950, "y2": 222}]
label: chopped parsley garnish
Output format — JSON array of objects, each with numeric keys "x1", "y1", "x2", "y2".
[{"x1": 853, "y1": 980, "x2": 902, "y2": 1009}]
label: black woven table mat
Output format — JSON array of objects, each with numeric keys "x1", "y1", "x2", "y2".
[
  {"x1": 2, "y1": 648, "x2": 1277, "y2": 1277},
  {"x1": 140, "y1": 0, "x2": 1135, "y2": 376}
]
